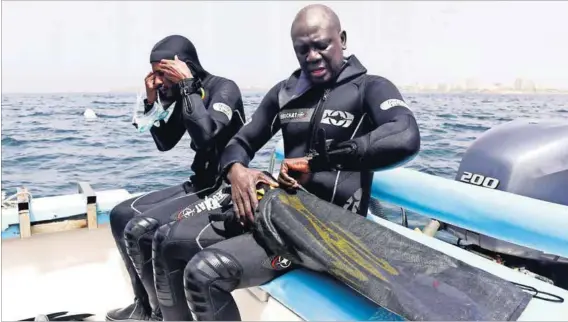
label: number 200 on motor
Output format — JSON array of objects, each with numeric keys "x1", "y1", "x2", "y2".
[{"x1": 459, "y1": 171, "x2": 500, "y2": 189}]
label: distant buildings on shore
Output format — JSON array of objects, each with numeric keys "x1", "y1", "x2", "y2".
[
  {"x1": 236, "y1": 78, "x2": 568, "y2": 95},
  {"x1": 106, "y1": 78, "x2": 567, "y2": 95},
  {"x1": 399, "y1": 78, "x2": 568, "y2": 94}
]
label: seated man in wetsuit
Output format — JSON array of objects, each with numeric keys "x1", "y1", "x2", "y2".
[
  {"x1": 106, "y1": 35, "x2": 245, "y2": 321},
  {"x1": 149, "y1": 4, "x2": 421, "y2": 321}
]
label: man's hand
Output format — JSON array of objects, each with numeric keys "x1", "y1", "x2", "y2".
[
  {"x1": 144, "y1": 72, "x2": 157, "y2": 104},
  {"x1": 278, "y1": 157, "x2": 312, "y2": 189},
  {"x1": 158, "y1": 55, "x2": 193, "y2": 84},
  {"x1": 227, "y1": 163, "x2": 278, "y2": 224}
]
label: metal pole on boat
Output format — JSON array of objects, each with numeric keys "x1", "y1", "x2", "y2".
[
  {"x1": 16, "y1": 187, "x2": 31, "y2": 238},
  {"x1": 78, "y1": 182, "x2": 98, "y2": 229}
]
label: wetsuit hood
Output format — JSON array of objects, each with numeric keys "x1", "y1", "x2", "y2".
[
  {"x1": 149, "y1": 35, "x2": 209, "y2": 105},
  {"x1": 149, "y1": 35, "x2": 209, "y2": 80}
]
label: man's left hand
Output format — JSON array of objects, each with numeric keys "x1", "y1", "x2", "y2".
[
  {"x1": 278, "y1": 157, "x2": 312, "y2": 189},
  {"x1": 158, "y1": 55, "x2": 193, "y2": 84}
]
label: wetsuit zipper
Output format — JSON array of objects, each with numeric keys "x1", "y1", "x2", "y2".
[{"x1": 306, "y1": 88, "x2": 331, "y2": 156}]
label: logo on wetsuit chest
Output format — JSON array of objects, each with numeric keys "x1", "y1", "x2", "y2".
[
  {"x1": 279, "y1": 108, "x2": 313, "y2": 124},
  {"x1": 321, "y1": 110, "x2": 355, "y2": 128},
  {"x1": 174, "y1": 190, "x2": 229, "y2": 221}
]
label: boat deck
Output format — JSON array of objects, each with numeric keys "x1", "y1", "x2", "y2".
[
  {"x1": 1, "y1": 225, "x2": 292, "y2": 321},
  {"x1": 3, "y1": 217, "x2": 568, "y2": 321}
]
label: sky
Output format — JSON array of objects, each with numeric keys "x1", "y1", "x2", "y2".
[{"x1": 2, "y1": 1, "x2": 568, "y2": 93}]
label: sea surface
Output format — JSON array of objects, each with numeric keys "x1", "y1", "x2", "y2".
[{"x1": 2, "y1": 92, "x2": 567, "y2": 224}]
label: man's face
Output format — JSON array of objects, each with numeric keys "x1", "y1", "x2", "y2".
[
  {"x1": 151, "y1": 62, "x2": 174, "y2": 90},
  {"x1": 292, "y1": 22, "x2": 346, "y2": 84}
]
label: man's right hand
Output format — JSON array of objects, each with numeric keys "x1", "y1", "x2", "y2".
[
  {"x1": 227, "y1": 163, "x2": 278, "y2": 224},
  {"x1": 278, "y1": 157, "x2": 312, "y2": 189},
  {"x1": 145, "y1": 71, "x2": 157, "y2": 105}
]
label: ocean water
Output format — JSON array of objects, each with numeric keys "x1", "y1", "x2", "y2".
[{"x1": 2, "y1": 92, "x2": 567, "y2": 223}]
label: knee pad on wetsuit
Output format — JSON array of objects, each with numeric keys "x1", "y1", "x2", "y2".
[
  {"x1": 109, "y1": 200, "x2": 136, "y2": 237},
  {"x1": 183, "y1": 249, "x2": 242, "y2": 320},
  {"x1": 152, "y1": 222, "x2": 177, "y2": 307},
  {"x1": 124, "y1": 216, "x2": 160, "y2": 277}
]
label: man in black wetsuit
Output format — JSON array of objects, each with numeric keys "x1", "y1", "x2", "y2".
[
  {"x1": 149, "y1": 4, "x2": 421, "y2": 321},
  {"x1": 106, "y1": 35, "x2": 245, "y2": 321}
]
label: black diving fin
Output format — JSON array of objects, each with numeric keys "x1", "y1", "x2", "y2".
[
  {"x1": 252, "y1": 187, "x2": 533, "y2": 321},
  {"x1": 19, "y1": 311, "x2": 95, "y2": 321}
]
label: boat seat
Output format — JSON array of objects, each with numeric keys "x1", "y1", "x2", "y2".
[{"x1": 259, "y1": 269, "x2": 403, "y2": 321}]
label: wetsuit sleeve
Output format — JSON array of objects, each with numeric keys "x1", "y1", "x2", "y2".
[
  {"x1": 148, "y1": 99, "x2": 186, "y2": 152},
  {"x1": 310, "y1": 76, "x2": 420, "y2": 171},
  {"x1": 219, "y1": 82, "x2": 283, "y2": 178},
  {"x1": 178, "y1": 78, "x2": 243, "y2": 150}
]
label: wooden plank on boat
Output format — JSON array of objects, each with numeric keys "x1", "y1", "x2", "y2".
[
  {"x1": 17, "y1": 187, "x2": 31, "y2": 239},
  {"x1": 78, "y1": 182, "x2": 97, "y2": 229},
  {"x1": 31, "y1": 219, "x2": 88, "y2": 235},
  {"x1": 247, "y1": 287, "x2": 269, "y2": 302}
]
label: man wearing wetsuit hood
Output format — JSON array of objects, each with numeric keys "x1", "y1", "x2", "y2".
[
  {"x1": 106, "y1": 35, "x2": 245, "y2": 321},
  {"x1": 150, "y1": 5, "x2": 420, "y2": 321}
]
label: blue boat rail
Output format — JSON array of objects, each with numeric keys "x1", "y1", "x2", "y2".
[{"x1": 4, "y1": 138, "x2": 568, "y2": 259}]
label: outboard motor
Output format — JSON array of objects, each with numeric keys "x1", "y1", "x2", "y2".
[{"x1": 446, "y1": 119, "x2": 568, "y2": 286}]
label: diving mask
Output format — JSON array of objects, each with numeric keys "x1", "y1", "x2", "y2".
[{"x1": 131, "y1": 88, "x2": 176, "y2": 133}]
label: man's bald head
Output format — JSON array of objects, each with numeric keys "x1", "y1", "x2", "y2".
[
  {"x1": 290, "y1": 4, "x2": 347, "y2": 84},
  {"x1": 291, "y1": 4, "x2": 342, "y2": 37}
]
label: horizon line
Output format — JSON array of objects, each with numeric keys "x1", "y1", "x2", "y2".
[{"x1": 4, "y1": 89, "x2": 568, "y2": 96}]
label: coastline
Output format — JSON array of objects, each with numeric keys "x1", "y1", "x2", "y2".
[{"x1": 3, "y1": 87, "x2": 568, "y2": 96}]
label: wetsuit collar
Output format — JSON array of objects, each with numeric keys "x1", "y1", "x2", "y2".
[
  {"x1": 291, "y1": 54, "x2": 366, "y2": 87},
  {"x1": 285, "y1": 55, "x2": 367, "y2": 99},
  {"x1": 293, "y1": 70, "x2": 313, "y2": 96},
  {"x1": 335, "y1": 55, "x2": 367, "y2": 84}
]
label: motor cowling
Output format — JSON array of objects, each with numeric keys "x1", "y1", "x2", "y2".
[{"x1": 448, "y1": 119, "x2": 568, "y2": 263}]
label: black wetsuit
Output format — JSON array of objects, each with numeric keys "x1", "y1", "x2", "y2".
[
  {"x1": 222, "y1": 55, "x2": 420, "y2": 215},
  {"x1": 153, "y1": 55, "x2": 421, "y2": 321},
  {"x1": 106, "y1": 35, "x2": 245, "y2": 321}
]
